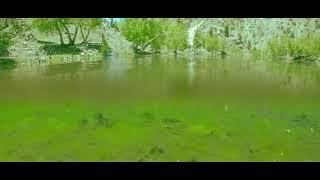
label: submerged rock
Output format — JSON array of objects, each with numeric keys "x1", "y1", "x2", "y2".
[
  {"x1": 149, "y1": 145, "x2": 165, "y2": 155},
  {"x1": 142, "y1": 112, "x2": 155, "y2": 120},
  {"x1": 162, "y1": 118, "x2": 183, "y2": 124},
  {"x1": 250, "y1": 113, "x2": 256, "y2": 118},
  {"x1": 137, "y1": 157, "x2": 146, "y2": 162},
  {"x1": 291, "y1": 113, "x2": 318, "y2": 129},
  {"x1": 79, "y1": 113, "x2": 113, "y2": 128},
  {"x1": 225, "y1": 132, "x2": 232, "y2": 137},
  {"x1": 162, "y1": 117, "x2": 186, "y2": 135},
  {"x1": 209, "y1": 130, "x2": 215, "y2": 136},
  {"x1": 284, "y1": 129, "x2": 291, "y2": 134},
  {"x1": 295, "y1": 113, "x2": 308, "y2": 121},
  {"x1": 94, "y1": 112, "x2": 104, "y2": 120},
  {"x1": 94, "y1": 112, "x2": 112, "y2": 128},
  {"x1": 187, "y1": 158, "x2": 198, "y2": 162},
  {"x1": 80, "y1": 119, "x2": 88, "y2": 127}
]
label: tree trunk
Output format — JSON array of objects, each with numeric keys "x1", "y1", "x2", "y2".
[
  {"x1": 80, "y1": 26, "x2": 85, "y2": 43},
  {"x1": 80, "y1": 26, "x2": 91, "y2": 44},
  {"x1": 63, "y1": 25, "x2": 73, "y2": 45},
  {"x1": 84, "y1": 27, "x2": 91, "y2": 43},
  {"x1": 133, "y1": 45, "x2": 141, "y2": 54},
  {"x1": 71, "y1": 26, "x2": 79, "y2": 45},
  {"x1": 57, "y1": 27, "x2": 65, "y2": 45},
  {"x1": 141, "y1": 36, "x2": 158, "y2": 52}
]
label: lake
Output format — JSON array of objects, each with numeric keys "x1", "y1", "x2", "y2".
[{"x1": 0, "y1": 55, "x2": 320, "y2": 161}]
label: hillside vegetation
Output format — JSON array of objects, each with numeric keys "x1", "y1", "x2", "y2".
[{"x1": 1, "y1": 18, "x2": 320, "y2": 64}]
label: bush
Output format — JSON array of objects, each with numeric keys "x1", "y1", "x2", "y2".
[
  {"x1": 119, "y1": 18, "x2": 164, "y2": 54},
  {"x1": 0, "y1": 31, "x2": 11, "y2": 56},
  {"x1": 110, "y1": 23, "x2": 119, "y2": 31},
  {"x1": 266, "y1": 35, "x2": 319, "y2": 63},
  {"x1": 101, "y1": 33, "x2": 112, "y2": 56},
  {"x1": 194, "y1": 30, "x2": 230, "y2": 57},
  {"x1": 193, "y1": 30, "x2": 203, "y2": 49},
  {"x1": 164, "y1": 24, "x2": 188, "y2": 55},
  {"x1": 203, "y1": 35, "x2": 220, "y2": 55}
]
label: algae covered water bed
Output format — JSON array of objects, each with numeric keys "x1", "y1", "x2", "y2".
[{"x1": 0, "y1": 55, "x2": 320, "y2": 161}]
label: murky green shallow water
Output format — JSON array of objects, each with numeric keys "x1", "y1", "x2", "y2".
[{"x1": 0, "y1": 55, "x2": 320, "y2": 162}]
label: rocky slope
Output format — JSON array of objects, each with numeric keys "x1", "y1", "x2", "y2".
[{"x1": 7, "y1": 18, "x2": 320, "y2": 59}]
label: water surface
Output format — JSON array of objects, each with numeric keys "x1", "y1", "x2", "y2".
[{"x1": 0, "y1": 55, "x2": 319, "y2": 161}]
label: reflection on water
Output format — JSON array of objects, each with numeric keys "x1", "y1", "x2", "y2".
[
  {"x1": 106, "y1": 55, "x2": 131, "y2": 79},
  {"x1": 0, "y1": 55, "x2": 320, "y2": 101},
  {"x1": 0, "y1": 58, "x2": 17, "y2": 71},
  {"x1": 187, "y1": 59, "x2": 195, "y2": 85}
]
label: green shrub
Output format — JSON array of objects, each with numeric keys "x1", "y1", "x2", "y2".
[
  {"x1": 193, "y1": 30, "x2": 204, "y2": 49},
  {"x1": 266, "y1": 35, "x2": 320, "y2": 63},
  {"x1": 0, "y1": 31, "x2": 11, "y2": 56},
  {"x1": 164, "y1": 24, "x2": 188, "y2": 55},
  {"x1": 119, "y1": 18, "x2": 164, "y2": 54},
  {"x1": 101, "y1": 33, "x2": 112, "y2": 56}
]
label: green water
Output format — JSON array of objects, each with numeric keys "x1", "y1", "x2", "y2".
[{"x1": 0, "y1": 55, "x2": 320, "y2": 162}]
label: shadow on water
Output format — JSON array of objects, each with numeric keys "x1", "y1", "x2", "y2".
[
  {"x1": 44, "y1": 62, "x2": 83, "y2": 78},
  {"x1": 0, "y1": 58, "x2": 17, "y2": 71}
]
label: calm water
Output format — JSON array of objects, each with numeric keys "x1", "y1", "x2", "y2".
[{"x1": 0, "y1": 55, "x2": 320, "y2": 161}]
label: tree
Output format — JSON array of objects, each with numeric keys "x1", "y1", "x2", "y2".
[
  {"x1": 224, "y1": 25, "x2": 230, "y2": 37},
  {"x1": 194, "y1": 30, "x2": 228, "y2": 57},
  {"x1": 0, "y1": 18, "x2": 27, "y2": 36},
  {"x1": 119, "y1": 18, "x2": 164, "y2": 54},
  {"x1": 193, "y1": 30, "x2": 204, "y2": 49},
  {"x1": 0, "y1": 18, "x2": 18, "y2": 56},
  {"x1": 32, "y1": 18, "x2": 102, "y2": 46},
  {"x1": 164, "y1": 24, "x2": 188, "y2": 55},
  {"x1": 0, "y1": 31, "x2": 11, "y2": 56},
  {"x1": 62, "y1": 19, "x2": 79, "y2": 46},
  {"x1": 101, "y1": 33, "x2": 112, "y2": 56},
  {"x1": 75, "y1": 18, "x2": 102, "y2": 44},
  {"x1": 203, "y1": 34, "x2": 221, "y2": 56},
  {"x1": 0, "y1": 18, "x2": 13, "y2": 30},
  {"x1": 32, "y1": 18, "x2": 69, "y2": 45}
]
